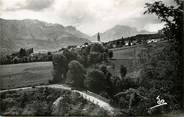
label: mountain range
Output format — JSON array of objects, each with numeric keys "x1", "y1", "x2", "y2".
[
  {"x1": 0, "y1": 18, "x2": 91, "y2": 55},
  {"x1": 0, "y1": 18, "x2": 154, "y2": 55},
  {"x1": 91, "y1": 25, "x2": 152, "y2": 42}
]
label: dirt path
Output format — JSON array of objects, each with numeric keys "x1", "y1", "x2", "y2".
[{"x1": 0, "y1": 84, "x2": 115, "y2": 114}]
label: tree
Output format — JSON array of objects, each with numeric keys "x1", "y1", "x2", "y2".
[
  {"x1": 99, "y1": 65, "x2": 115, "y2": 97},
  {"x1": 120, "y1": 65, "x2": 127, "y2": 79},
  {"x1": 90, "y1": 43, "x2": 104, "y2": 53},
  {"x1": 66, "y1": 60, "x2": 86, "y2": 88},
  {"x1": 114, "y1": 88, "x2": 148, "y2": 110},
  {"x1": 84, "y1": 70, "x2": 108, "y2": 94},
  {"x1": 88, "y1": 52, "x2": 102, "y2": 64},
  {"x1": 26, "y1": 48, "x2": 34, "y2": 56},
  {"x1": 52, "y1": 53, "x2": 68, "y2": 83},
  {"x1": 19, "y1": 48, "x2": 26, "y2": 57},
  {"x1": 63, "y1": 49, "x2": 77, "y2": 62},
  {"x1": 121, "y1": 36, "x2": 125, "y2": 46},
  {"x1": 97, "y1": 32, "x2": 101, "y2": 42},
  {"x1": 108, "y1": 50, "x2": 113, "y2": 59},
  {"x1": 128, "y1": 40, "x2": 131, "y2": 46},
  {"x1": 143, "y1": 0, "x2": 183, "y2": 108},
  {"x1": 144, "y1": 0, "x2": 183, "y2": 42}
]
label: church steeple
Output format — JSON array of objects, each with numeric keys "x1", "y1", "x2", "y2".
[{"x1": 97, "y1": 32, "x2": 100, "y2": 42}]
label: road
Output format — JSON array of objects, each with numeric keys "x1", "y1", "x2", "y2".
[{"x1": 0, "y1": 84, "x2": 115, "y2": 115}]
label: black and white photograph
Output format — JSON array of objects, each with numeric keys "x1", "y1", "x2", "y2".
[{"x1": 0, "y1": 0, "x2": 183, "y2": 116}]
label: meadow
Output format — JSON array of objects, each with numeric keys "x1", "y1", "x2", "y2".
[{"x1": 0, "y1": 62, "x2": 53, "y2": 90}]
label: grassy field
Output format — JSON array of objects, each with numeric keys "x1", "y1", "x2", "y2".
[
  {"x1": 0, "y1": 62, "x2": 53, "y2": 90},
  {"x1": 111, "y1": 41, "x2": 168, "y2": 59},
  {"x1": 109, "y1": 45, "x2": 144, "y2": 77}
]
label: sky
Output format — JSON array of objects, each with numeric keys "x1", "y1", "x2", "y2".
[{"x1": 0, "y1": 0, "x2": 175, "y2": 35}]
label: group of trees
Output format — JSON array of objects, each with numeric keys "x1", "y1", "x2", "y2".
[
  {"x1": 51, "y1": 43, "x2": 113, "y2": 84},
  {"x1": 52, "y1": 42, "x2": 139, "y2": 108},
  {"x1": 0, "y1": 48, "x2": 52, "y2": 65}
]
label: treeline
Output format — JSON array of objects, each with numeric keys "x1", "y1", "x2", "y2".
[{"x1": 0, "y1": 48, "x2": 52, "y2": 65}]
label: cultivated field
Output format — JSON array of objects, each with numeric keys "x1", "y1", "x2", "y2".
[{"x1": 0, "y1": 62, "x2": 53, "y2": 90}]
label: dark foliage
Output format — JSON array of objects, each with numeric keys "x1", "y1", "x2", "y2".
[
  {"x1": 19, "y1": 48, "x2": 27, "y2": 57},
  {"x1": 0, "y1": 88, "x2": 108, "y2": 116},
  {"x1": 120, "y1": 65, "x2": 127, "y2": 79},
  {"x1": 66, "y1": 60, "x2": 86, "y2": 89},
  {"x1": 85, "y1": 69, "x2": 108, "y2": 94},
  {"x1": 0, "y1": 88, "x2": 67, "y2": 115},
  {"x1": 108, "y1": 50, "x2": 113, "y2": 59},
  {"x1": 143, "y1": 0, "x2": 183, "y2": 109},
  {"x1": 52, "y1": 53, "x2": 68, "y2": 83},
  {"x1": 90, "y1": 43, "x2": 104, "y2": 53},
  {"x1": 0, "y1": 48, "x2": 52, "y2": 65}
]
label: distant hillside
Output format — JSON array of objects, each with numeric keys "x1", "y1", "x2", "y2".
[
  {"x1": 65, "y1": 26, "x2": 90, "y2": 39},
  {"x1": 108, "y1": 33, "x2": 165, "y2": 43},
  {"x1": 0, "y1": 18, "x2": 91, "y2": 55},
  {"x1": 92, "y1": 25, "x2": 152, "y2": 42}
]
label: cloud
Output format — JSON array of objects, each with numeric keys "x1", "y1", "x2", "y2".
[
  {"x1": 1, "y1": 0, "x2": 55, "y2": 11},
  {"x1": 55, "y1": 0, "x2": 96, "y2": 27},
  {"x1": 23, "y1": 0, "x2": 55, "y2": 11}
]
